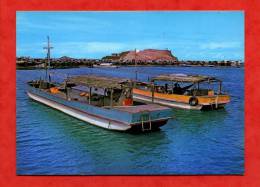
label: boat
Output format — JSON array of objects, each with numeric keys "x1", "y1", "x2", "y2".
[
  {"x1": 27, "y1": 75, "x2": 172, "y2": 132},
  {"x1": 133, "y1": 73, "x2": 230, "y2": 110},
  {"x1": 93, "y1": 63, "x2": 119, "y2": 68},
  {"x1": 26, "y1": 37, "x2": 172, "y2": 132}
]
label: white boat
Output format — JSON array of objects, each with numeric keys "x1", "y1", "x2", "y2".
[{"x1": 93, "y1": 63, "x2": 119, "y2": 68}]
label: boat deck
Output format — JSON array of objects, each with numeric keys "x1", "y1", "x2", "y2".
[
  {"x1": 113, "y1": 104, "x2": 169, "y2": 114},
  {"x1": 41, "y1": 89, "x2": 169, "y2": 114}
]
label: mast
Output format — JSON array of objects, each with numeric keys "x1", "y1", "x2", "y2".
[
  {"x1": 134, "y1": 49, "x2": 138, "y2": 81},
  {"x1": 43, "y1": 36, "x2": 53, "y2": 82}
]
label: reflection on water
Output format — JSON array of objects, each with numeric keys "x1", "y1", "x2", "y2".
[
  {"x1": 173, "y1": 109, "x2": 228, "y2": 131},
  {"x1": 16, "y1": 66, "x2": 244, "y2": 175}
]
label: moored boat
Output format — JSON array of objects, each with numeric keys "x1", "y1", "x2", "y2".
[
  {"x1": 93, "y1": 63, "x2": 119, "y2": 68},
  {"x1": 26, "y1": 36, "x2": 172, "y2": 132},
  {"x1": 133, "y1": 73, "x2": 230, "y2": 110},
  {"x1": 27, "y1": 75, "x2": 172, "y2": 132}
]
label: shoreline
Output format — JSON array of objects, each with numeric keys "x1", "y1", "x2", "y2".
[{"x1": 16, "y1": 64, "x2": 243, "y2": 70}]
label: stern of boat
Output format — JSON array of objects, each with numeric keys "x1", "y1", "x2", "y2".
[
  {"x1": 128, "y1": 117, "x2": 170, "y2": 132},
  {"x1": 198, "y1": 94, "x2": 231, "y2": 110},
  {"x1": 121, "y1": 104, "x2": 173, "y2": 132}
]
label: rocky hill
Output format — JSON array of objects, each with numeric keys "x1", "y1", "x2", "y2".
[{"x1": 102, "y1": 49, "x2": 178, "y2": 64}]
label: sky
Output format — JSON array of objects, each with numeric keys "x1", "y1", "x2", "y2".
[{"x1": 16, "y1": 11, "x2": 244, "y2": 61}]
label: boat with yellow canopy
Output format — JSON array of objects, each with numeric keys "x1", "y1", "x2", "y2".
[{"x1": 133, "y1": 73, "x2": 230, "y2": 110}]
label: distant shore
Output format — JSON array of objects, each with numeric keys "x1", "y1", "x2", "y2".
[
  {"x1": 16, "y1": 63, "x2": 244, "y2": 70},
  {"x1": 16, "y1": 56, "x2": 244, "y2": 70}
]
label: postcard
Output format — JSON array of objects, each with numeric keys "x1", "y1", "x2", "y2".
[{"x1": 16, "y1": 11, "x2": 244, "y2": 175}]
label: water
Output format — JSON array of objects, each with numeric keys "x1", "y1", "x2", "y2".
[{"x1": 16, "y1": 66, "x2": 244, "y2": 175}]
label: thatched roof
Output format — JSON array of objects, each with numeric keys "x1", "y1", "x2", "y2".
[
  {"x1": 152, "y1": 74, "x2": 220, "y2": 83},
  {"x1": 67, "y1": 75, "x2": 131, "y2": 89}
]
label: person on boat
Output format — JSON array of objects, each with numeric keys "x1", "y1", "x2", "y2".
[
  {"x1": 157, "y1": 86, "x2": 164, "y2": 93},
  {"x1": 165, "y1": 83, "x2": 168, "y2": 93},
  {"x1": 173, "y1": 83, "x2": 194, "y2": 95},
  {"x1": 173, "y1": 83, "x2": 182, "y2": 94}
]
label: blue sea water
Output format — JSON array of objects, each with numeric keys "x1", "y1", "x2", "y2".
[{"x1": 16, "y1": 66, "x2": 244, "y2": 175}]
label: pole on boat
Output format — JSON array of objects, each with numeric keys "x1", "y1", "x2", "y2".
[
  {"x1": 134, "y1": 49, "x2": 138, "y2": 86},
  {"x1": 219, "y1": 81, "x2": 222, "y2": 94},
  {"x1": 43, "y1": 36, "x2": 53, "y2": 82},
  {"x1": 65, "y1": 80, "x2": 68, "y2": 100},
  {"x1": 151, "y1": 82, "x2": 155, "y2": 103},
  {"x1": 110, "y1": 88, "x2": 114, "y2": 108},
  {"x1": 89, "y1": 87, "x2": 92, "y2": 104}
]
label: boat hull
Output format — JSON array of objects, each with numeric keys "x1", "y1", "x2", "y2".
[
  {"x1": 133, "y1": 89, "x2": 230, "y2": 110},
  {"x1": 27, "y1": 91, "x2": 169, "y2": 132},
  {"x1": 133, "y1": 93, "x2": 203, "y2": 110}
]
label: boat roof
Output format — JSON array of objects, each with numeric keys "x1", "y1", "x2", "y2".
[
  {"x1": 67, "y1": 75, "x2": 131, "y2": 89},
  {"x1": 151, "y1": 74, "x2": 221, "y2": 83}
]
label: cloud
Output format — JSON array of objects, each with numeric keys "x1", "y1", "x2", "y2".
[
  {"x1": 16, "y1": 37, "x2": 244, "y2": 60},
  {"x1": 51, "y1": 40, "x2": 175, "y2": 57},
  {"x1": 17, "y1": 41, "x2": 127, "y2": 57},
  {"x1": 200, "y1": 41, "x2": 242, "y2": 50},
  {"x1": 84, "y1": 42, "x2": 126, "y2": 53},
  {"x1": 16, "y1": 12, "x2": 111, "y2": 33},
  {"x1": 17, "y1": 40, "x2": 177, "y2": 58},
  {"x1": 53, "y1": 41, "x2": 127, "y2": 57},
  {"x1": 16, "y1": 42, "x2": 46, "y2": 57}
]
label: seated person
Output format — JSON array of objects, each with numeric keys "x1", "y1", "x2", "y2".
[
  {"x1": 181, "y1": 84, "x2": 194, "y2": 95},
  {"x1": 165, "y1": 83, "x2": 168, "y2": 93},
  {"x1": 158, "y1": 86, "x2": 165, "y2": 93},
  {"x1": 173, "y1": 83, "x2": 182, "y2": 94}
]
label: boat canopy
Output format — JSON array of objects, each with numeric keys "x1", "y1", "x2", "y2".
[
  {"x1": 66, "y1": 75, "x2": 131, "y2": 89},
  {"x1": 151, "y1": 74, "x2": 221, "y2": 83}
]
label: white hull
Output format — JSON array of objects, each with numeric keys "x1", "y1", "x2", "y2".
[
  {"x1": 27, "y1": 91, "x2": 131, "y2": 131},
  {"x1": 93, "y1": 65, "x2": 118, "y2": 68},
  {"x1": 133, "y1": 94, "x2": 203, "y2": 110}
]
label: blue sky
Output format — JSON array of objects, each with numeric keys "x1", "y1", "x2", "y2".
[{"x1": 16, "y1": 11, "x2": 244, "y2": 60}]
